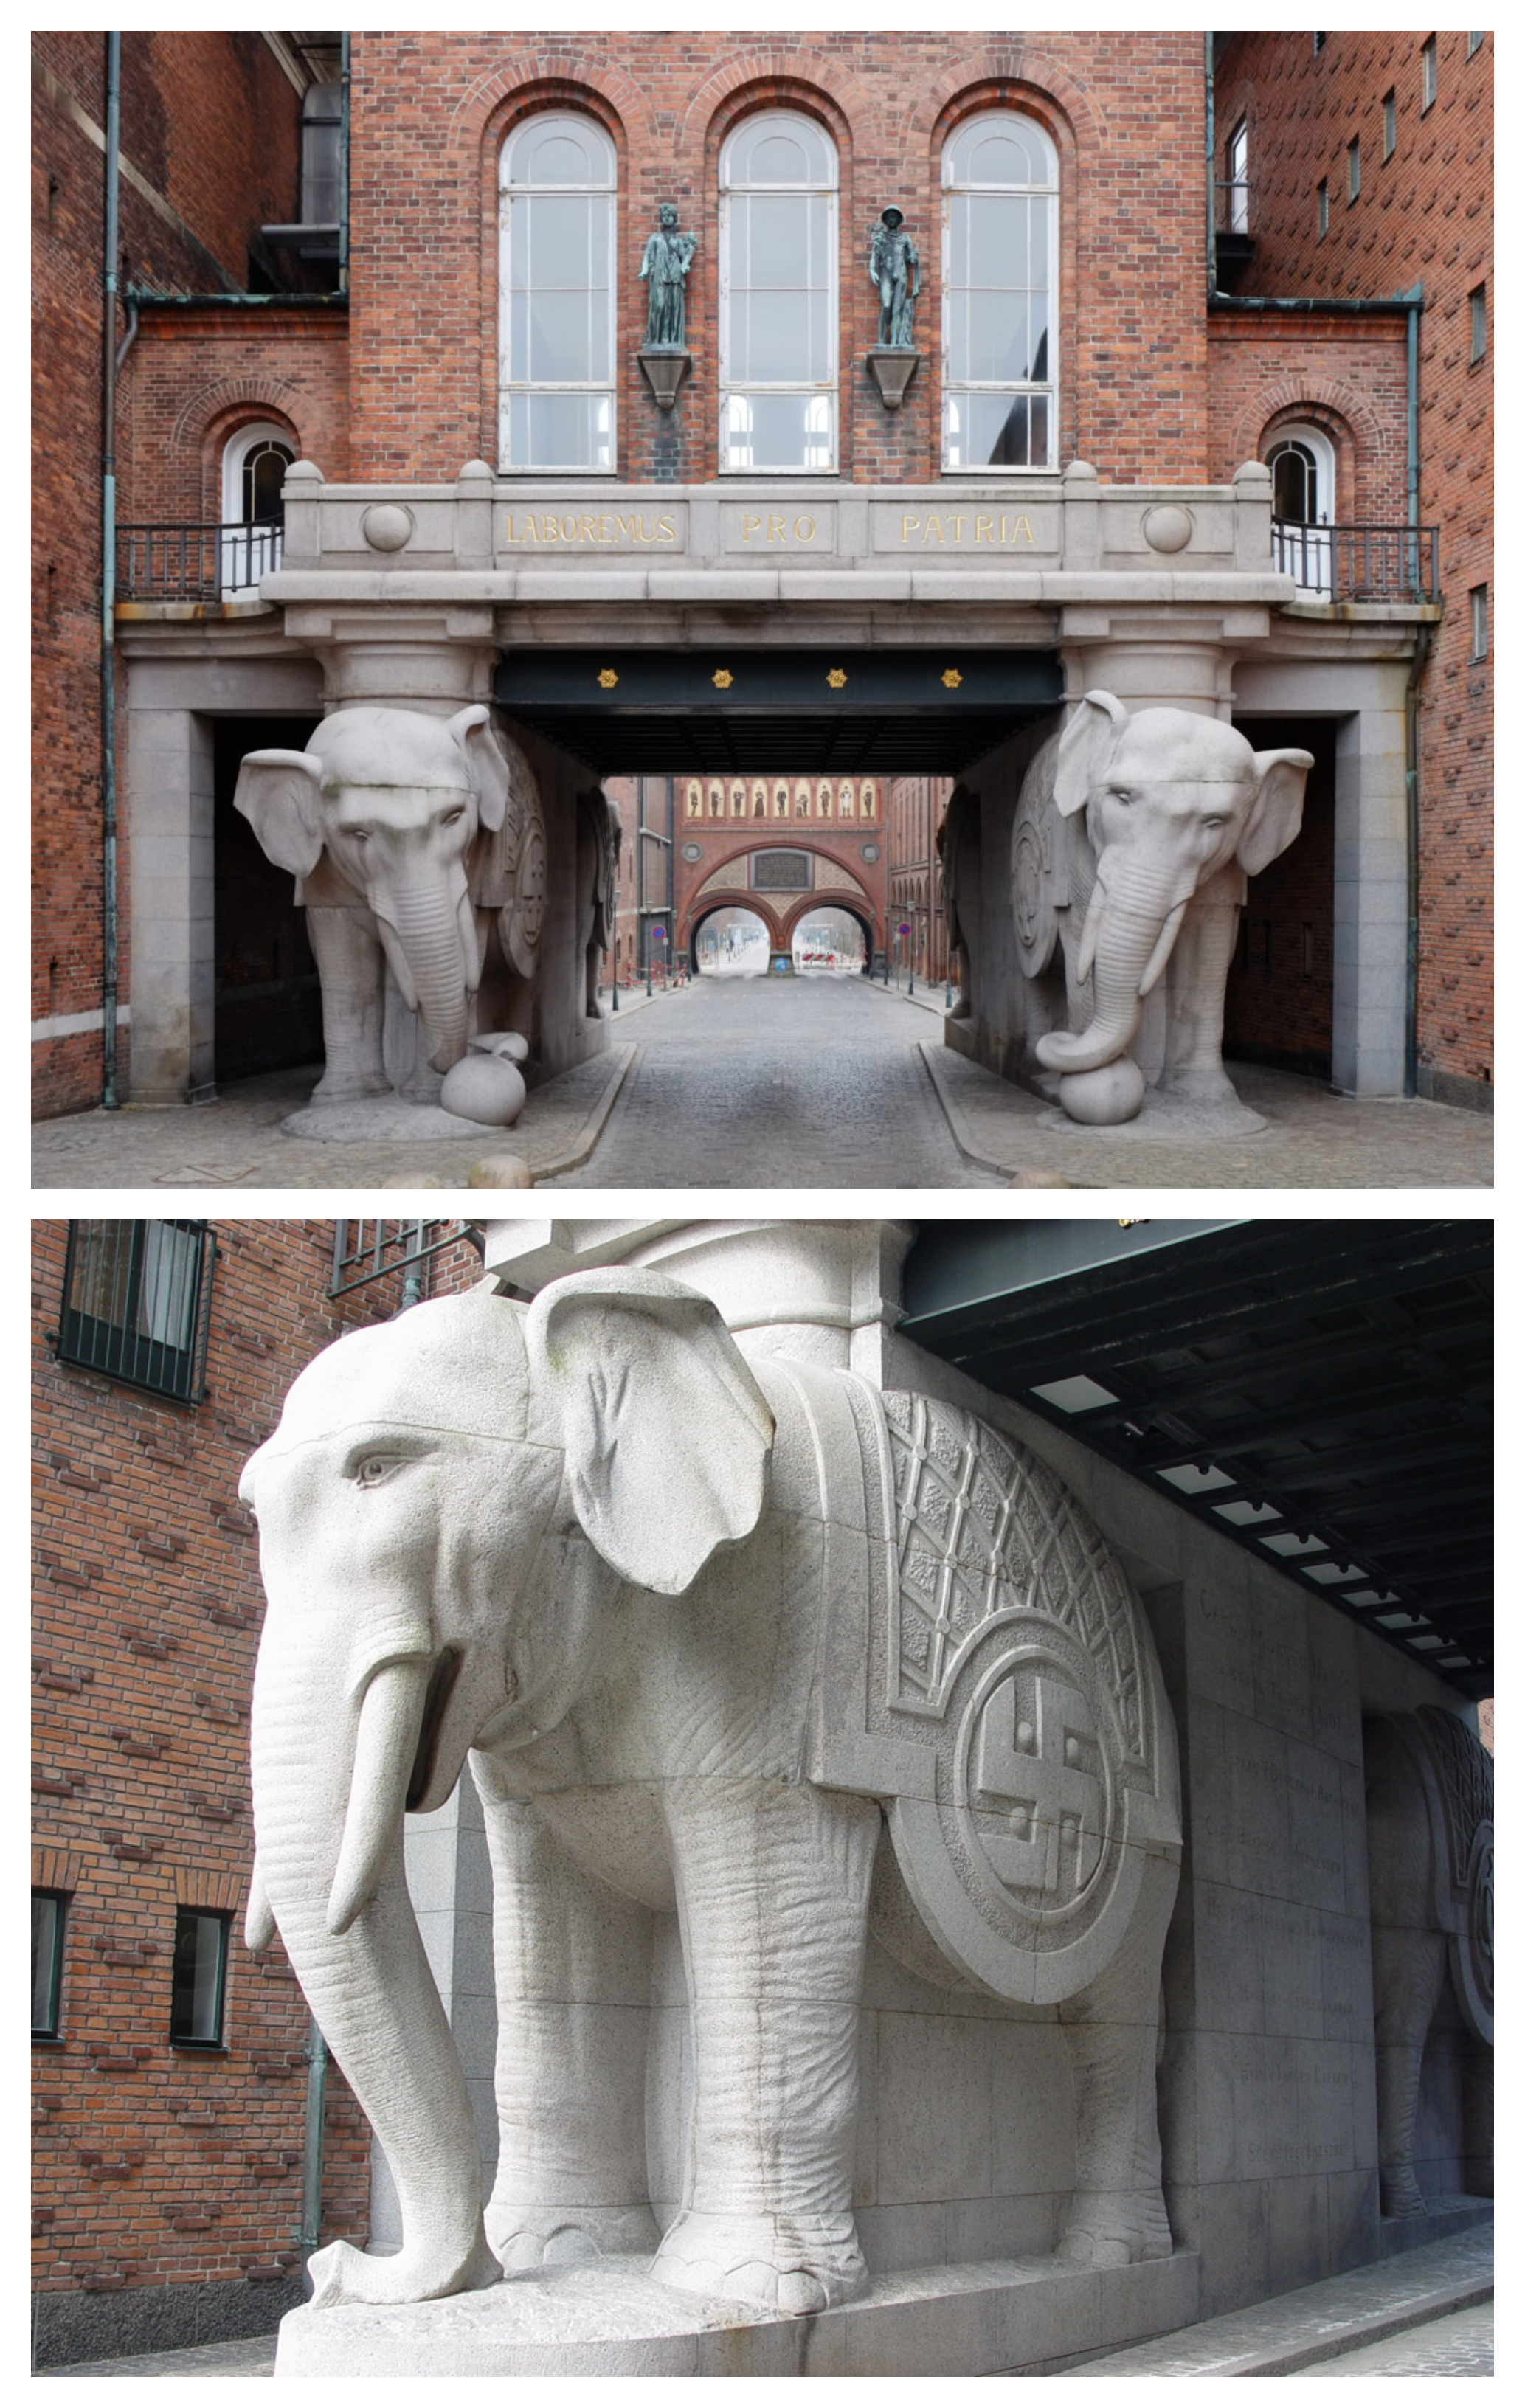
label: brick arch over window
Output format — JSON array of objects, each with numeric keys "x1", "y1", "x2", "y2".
[
  {"x1": 182, "y1": 387, "x2": 302, "y2": 521},
  {"x1": 1231, "y1": 382, "x2": 1386, "y2": 522},
  {"x1": 678, "y1": 52, "x2": 882, "y2": 162}
]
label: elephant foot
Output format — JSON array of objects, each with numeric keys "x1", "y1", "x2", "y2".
[
  {"x1": 1380, "y1": 2166, "x2": 1428, "y2": 2221},
  {"x1": 486, "y1": 2200, "x2": 662, "y2": 2272},
  {"x1": 306, "y1": 2229, "x2": 502, "y2": 2309},
  {"x1": 311, "y1": 1072, "x2": 391, "y2": 1104},
  {"x1": 1057, "y1": 2188, "x2": 1173, "y2": 2269},
  {"x1": 650, "y1": 2207, "x2": 868, "y2": 2318}
]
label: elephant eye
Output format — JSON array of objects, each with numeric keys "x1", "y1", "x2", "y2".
[
  {"x1": 1201, "y1": 814, "x2": 1228, "y2": 831},
  {"x1": 341, "y1": 825, "x2": 370, "y2": 843},
  {"x1": 353, "y1": 1453, "x2": 398, "y2": 1487},
  {"x1": 441, "y1": 807, "x2": 466, "y2": 827},
  {"x1": 1112, "y1": 787, "x2": 1132, "y2": 805}
]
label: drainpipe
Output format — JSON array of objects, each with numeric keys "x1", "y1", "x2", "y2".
[
  {"x1": 339, "y1": 31, "x2": 350, "y2": 297},
  {"x1": 1204, "y1": 32, "x2": 1217, "y2": 301},
  {"x1": 1403, "y1": 618, "x2": 1431, "y2": 1101},
  {"x1": 1402, "y1": 283, "x2": 1423, "y2": 590},
  {"x1": 299, "y1": 2016, "x2": 328, "y2": 2260},
  {"x1": 100, "y1": 31, "x2": 122, "y2": 1110}
]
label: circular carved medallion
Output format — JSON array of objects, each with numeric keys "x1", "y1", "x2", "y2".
[
  {"x1": 1011, "y1": 783, "x2": 1060, "y2": 978},
  {"x1": 505, "y1": 817, "x2": 547, "y2": 975}
]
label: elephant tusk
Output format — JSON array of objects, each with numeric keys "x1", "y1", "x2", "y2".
[
  {"x1": 374, "y1": 918, "x2": 421, "y2": 1014},
  {"x1": 1075, "y1": 877, "x2": 1109, "y2": 988},
  {"x1": 327, "y1": 1656, "x2": 432, "y2": 1937},
  {"x1": 1137, "y1": 895, "x2": 1192, "y2": 998},
  {"x1": 245, "y1": 1861, "x2": 277, "y2": 1952},
  {"x1": 457, "y1": 889, "x2": 483, "y2": 994}
]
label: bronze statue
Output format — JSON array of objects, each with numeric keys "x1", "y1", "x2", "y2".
[
  {"x1": 640, "y1": 203, "x2": 696, "y2": 349},
  {"x1": 869, "y1": 205, "x2": 919, "y2": 348}
]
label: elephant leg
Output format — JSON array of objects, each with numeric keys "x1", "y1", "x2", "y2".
[
  {"x1": 1371, "y1": 1920, "x2": 1447, "y2": 2218},
  {"x1": 473, "y1": 1762, "x2": 661, "y2": 2269},
  {"x1": 305, "y1": 904, "x2": 390, "y2": 1101},
  {"x1": 653, "y1": 1777, "x2": 879, "y2": 2317},
  {"x1": 1157, "y1": 885, "x2": 1240, "y2": 1103},
  {"x1": 1056, "y1": 1850, "x2": 1177, "y2": 2268}
]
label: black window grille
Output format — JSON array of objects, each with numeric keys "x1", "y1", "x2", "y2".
[
  {"x1": 170, "y1": 1909, "x2": 230, "y2": 2047},
  {"x1": 58, "y1": 1221, "x2": 215, "y2": 1403},
  {"x1": 32, "y1": 1890, "x2": 68, "y2": 2040}
]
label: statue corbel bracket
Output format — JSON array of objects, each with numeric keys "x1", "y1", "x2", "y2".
[
  {"x1": 637, "y1": 347, "x2": 693, "y2": 411},
  {"x1": 865, "y1": 347, "x2": 920, "y2": 412}
]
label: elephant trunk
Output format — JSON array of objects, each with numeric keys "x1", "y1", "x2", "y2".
[
  {"x1": 1036, "y1": 851, "x2": 1195, "y2": 1076},
  {"x1": 376, "y1": 882, "x2": 474, "y2": 1075},
  {"x1": 249, "y1": 1633, "x2": 499, "y2": 2308}
]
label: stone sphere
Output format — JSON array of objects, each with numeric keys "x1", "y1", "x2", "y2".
[
  {"x1": 1059, "y1": 1056, "x2": 1146, "y2": 1125},
  {"x1": 1141, "y1": 503, "x2": 1194, "y2": 554},
  {"x1": 360, "y1": 502, "x2": 415, "y2": 553},
  {"x1": 467, "y1": 1152, "x2": 533, "y2": 1189},
  {"x1": 440, "y1": 1052, "x2": 526, "y2": 1127}
]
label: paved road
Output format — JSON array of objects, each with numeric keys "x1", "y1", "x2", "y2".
[
  {"x1": 1301, "y1": 2298, "x2": 1493, "y2": 2376},
  {"x1": 544, "y1": 972, "x2": 1007, "y2": 1189}
]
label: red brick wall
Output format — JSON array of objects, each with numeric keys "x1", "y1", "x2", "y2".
[
  {"x1": 32, "y1": 1219, "x2": 480, "y2": 2314},
  {"x1": 1214, "y1": 29, "x2": 1491, "y2": 1099},
  {"x1": 888, "y1": 775, "x2": 952, "y2": 983},
  {"x1": 32, "y1": 32, "x2": 310, "y2": 1117},
  {"x1": 342, "y1": 30, "x2": 1209, "y2": 483},
  {"x1": 118, "y1": 314, "x2": 350, "y2": 526},
  {"x1": 1206, "y1": 316, "x2": 1408, "y2": 519}
]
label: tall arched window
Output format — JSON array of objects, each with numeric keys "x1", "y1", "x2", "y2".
[
  {"x1": 720, "y1": 111, "x2": 838, "y2": 473},
  {"x1": 220, "y1": 422, "x2": 294, "y2": 596},
  {"x1": 1267, "y1": 423, "x2": 1336, "y2": 597},
  {"x1": 499, "y1": 114, "x2": 617, "y2": 472},
  {"x1": 941, "y1": 112, "x2": 1058, "y2": 471}
]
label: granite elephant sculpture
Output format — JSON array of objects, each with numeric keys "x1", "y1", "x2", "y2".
[
  {"x1": 241, "y1": 1273, "x2": 1182, "y2": 2317},
  {"x1": 1364, "y1": 1709, "x2": 1493, "y2": 2219},
  {"x1": 232, "y1": 705, "x2": 546, "y2": 1104},
  {"x1": 1011, "y1": 691, "x2": 1313, "y2": 1124}
]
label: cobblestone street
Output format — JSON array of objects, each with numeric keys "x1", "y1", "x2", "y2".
[{"x1": 32, "y1": 972, "x2": 1492, "y2": 1192}]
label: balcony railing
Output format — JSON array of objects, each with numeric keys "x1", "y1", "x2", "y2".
[
  {"x1": 116, "y1": 520, "x2": 283, "y2": 602},
  {"x1": 1272, "y1": 519, "x2": 1439, "y2": 604}
]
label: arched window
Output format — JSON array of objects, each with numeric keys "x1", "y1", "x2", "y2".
[
  {"x1": 1267, "y1": 423, "x2": 1336, "y2": 597},
  {"x1": 941, "y1": 112, "x2": 1059, "y2": 471},
  {"x1": 720, "y1": 111, "x2": 838, "y2": 473},
  {"x1": 220, "y1": 422, "x2": 294, "y2": 596},
  {"x1": 499, "y1": 114, "x2": 617, "y2": 472}
]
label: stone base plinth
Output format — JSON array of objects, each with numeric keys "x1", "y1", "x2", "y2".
[
  {"x1": 274, "y1": 2250, "x2": 1199, "y2": 2378},
  {"x1": 1037, "y1": 1092, "x2": 1268, "y2": 1138},
  {"x1": 282, "y1": 1096, "x2": 500, "y2": 1142}
]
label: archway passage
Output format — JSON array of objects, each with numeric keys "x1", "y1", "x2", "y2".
[
  {"x1": 791, "y1": 904, "x2": 868, "y2": 972},
  {"x1": 694, "y1": 904, "x2": 772, "y2": 976}
]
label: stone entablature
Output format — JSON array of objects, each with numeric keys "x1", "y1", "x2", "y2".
[{"x1": 266, "y1": 460, "x2": 1296, "y2": 612}]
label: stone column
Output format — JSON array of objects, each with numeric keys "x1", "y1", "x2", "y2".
[
  {"x1": 1057, "y1": 617, "x2": 1245, "y2": 719},
  {"x1": 125, "y1": 709, "x2": 215, "y2": 1103},
  {"x1": 1332, "y1": 670, "x2": 1410, "y2": 1096}
]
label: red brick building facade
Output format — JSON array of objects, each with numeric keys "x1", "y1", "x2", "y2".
[
  {"x1": 32, "y1": 29, "x2": 1491, "y2": 1127},
  {"x1": 31, "y1": 1217, "x2": 481, "y2": 2366}
]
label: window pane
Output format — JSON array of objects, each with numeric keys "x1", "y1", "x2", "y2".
[
  {"x1": 751, "y1": 131, "x2": 809, "y2": 183},
  {"x1": 138, "y1": 1222, "x2": 199, "y2": 1349},
  {"x1": 528, "y1": 194, "x2": 593, "y2": 287},
  {"x1": 724, "y1": 392, "x2": 834, "y2": 471},
  {"x1": 32, "y1": 1894, "x2": 63, "y2": 2036},
  {"x1": 968, "y1": 192, "x2": 1026, "y2": 288},
  {"x1": 745, "y1": 193, "x2": 810, "y2": 286},
  {"x1": 171, "y1": 1911, "x2": 227, "y2": 2044}
]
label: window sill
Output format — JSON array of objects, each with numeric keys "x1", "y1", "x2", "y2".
[{"x1": 170, "y1": 2040, "x2": 231, "y2": 2055}]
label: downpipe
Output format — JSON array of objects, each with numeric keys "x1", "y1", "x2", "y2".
[{"x1": 100, "y1": 31, "x2": 122, "y2": 1109}]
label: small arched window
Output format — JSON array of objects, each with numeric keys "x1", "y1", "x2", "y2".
[
  {"x1": 720, "y1": 111, "x2": 838, "y2": 473},
  {"x1": 941, "y1": 112, "x2": 1059, "y2": 471},
  {"x1": 220, "y1": 422, "x2": 294, "y2": 596},
  {"x1": 1267, "y1": 423, "x2": 1337, "y2": 597},
  {"x1": 499, "y1": 114, "x2": 617, "y2": 472}
]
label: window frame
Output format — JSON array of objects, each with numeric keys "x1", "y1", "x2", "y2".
[
  {"x1": 1227, "y1": 119, "x2": 1249, "y2": 235},
  {"x1": 1317, "y1": 179, "x2": 1329, "y2": 238},
  {"x1": 1421, "y1": 35, "x2": 1437, "y2": 111},
  {"x1": 56, "y1": 1221, "x2": 215, "y2": 1404},
  {"x1": 1383, "y1": 90, "x2": 1397, "y2": 159},
  {"x1": 1347, "y1": 136, "x2": 1360, "y2": 201},
  {"x1": 1469, "y1": 283, "x2": 1487, "y2": 364},
  {"x1": 940, "y1": 109, "x2": 1060, "y2": 477},
  {"x1": 1469, "y1": 584, "x2": 1487, "y2": 660},
  {"x1": 170, "y1": 1908, "x2": 232, "y2": 2050},
  {"x1": 32, "y1": 1889, "x2": 68, "y2": 2042},
  {"x1": 219, "y1": 421, "x2": 294, "y2": 598},
  {"x1": 497, "y1": 111, "x2": 619, "y2": 477},
  {"x1": 718, "y1": 110, "x2": 840, "y2": 477}
]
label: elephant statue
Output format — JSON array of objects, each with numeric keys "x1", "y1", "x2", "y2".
[
  {"x1": 575, "y1": 788, "x2": 622, "y2": 1017},
  {"x1": 233, "y1": 705, "x2": 547, "y2": 1105},
  {"x1": 1364, "y1": 1709, "x2": 1493, "y2": 2219},
  {"x1": 1011, "y1": 691, "x2": 1312, "y2": 1124},
  {"x1": 241, "y1": 1272, "x2": 1182, "y2": 2319}
]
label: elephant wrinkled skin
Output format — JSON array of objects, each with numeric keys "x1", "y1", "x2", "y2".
[
  {"x1": 233, "y1": 705, "x2": 546, "y2": 1104},
  {"x1": 1012, "y1": 690, "x2": 1313, "y2": 1124},
  {"x1": 242, "y1": 1274, "x2": 1182, "y2": 2318}
]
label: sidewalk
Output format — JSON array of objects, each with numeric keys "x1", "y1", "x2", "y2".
[{"x1": 37, "y1": 2223, "x2": 1490, "y2": 2378}]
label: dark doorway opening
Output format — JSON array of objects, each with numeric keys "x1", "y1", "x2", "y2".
[
  {"x1": 213, "y1": 719, "x2": 322, "y2": 1084},
  {"x1": 1223, "y1": 716, "x2": 1337, "y2": 1081}
]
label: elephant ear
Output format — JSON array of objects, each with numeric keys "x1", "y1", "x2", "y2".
[
  {"x1": 232, "y1": 748, "x2": 326, "y2": 876},
  {"x1": 1051, "y1": 691, "x2": 1129, "y2": 819},
  {"x1": 448, "y1": 705, "x2": 510, "y2": 834},
  {"x1": 1239, "y1": 747, "x2": 1314, "y2": 876},
  {"x1": 527, "y1": 1269, "x2": 775, "y2": 1594},
  {"x1": 467, "y1": 725, "x2": 547, "y2": 978}
]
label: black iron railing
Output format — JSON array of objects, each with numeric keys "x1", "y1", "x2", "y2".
[
  {"x1": 116, "y1": 520, "x2": 283, "y2": 601},
  {"x1": 56, "y1": 1219, "x2": 215, "y2": 1403},
  {"x1": 1273, "y1": 519, "x2": 1439, "y2": 603}
]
